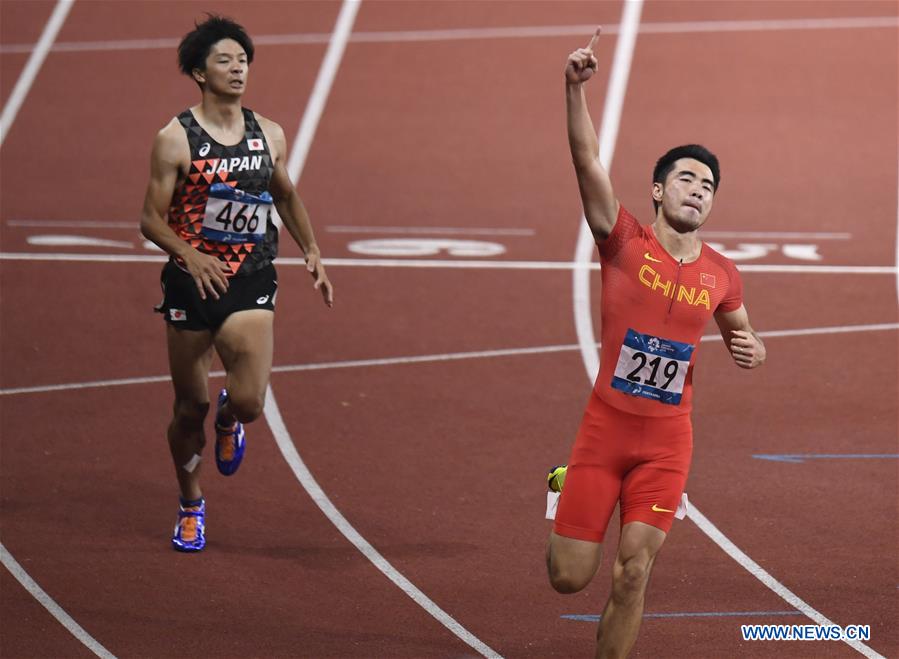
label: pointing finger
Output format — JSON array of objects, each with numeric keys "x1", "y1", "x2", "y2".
[{"x1": 586, "y1": 26, "x2": 601, "y2": 51}]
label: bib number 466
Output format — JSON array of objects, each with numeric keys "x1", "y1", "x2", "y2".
[
  {"x1": 215, "y1": 202, "x2": 263, "y2": 234},
  {"x1": 200, "y1": 183, "x2": 272, "y2": 244}
]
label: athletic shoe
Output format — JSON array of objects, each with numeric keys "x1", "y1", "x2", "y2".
[
  {"x1": 172, "y1": 499, "x2": 206, "y2": 552},
  {"x1": 214, "y1": 389, "x2": 245, "y2": 476},
  {"x1": 547, "y1": 465, "x2": 567, "y2": 493}
]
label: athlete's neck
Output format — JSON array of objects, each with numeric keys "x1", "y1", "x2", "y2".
[
  {"x1": 193, "y1": 96, "x2": 244, "y2": 137},
  {"x1": 651, "y1": 220, "x2": 702, "y2": 263}
]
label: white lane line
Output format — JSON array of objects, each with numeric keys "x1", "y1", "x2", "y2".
[
  {"x1": 7, "y1": 220, "x2": 137, "y2": 229},
  {"x1": 0, "y1": 0, "x2": 74, "y2": 147},
  {"x1": 26, "y1": 235, "x2": 134, "y2": 248},
  {"x1": 1, "y1": 222, "x2": 850, "y2": 240},
  {"x1": 2, "y1": 16, "x2": 895, "y2": 54},
  {"x1": 4, "y1": 320, "x2": 894, "y2": 396},
  {"x1": 326, "y1": 226, "x2": 536, "y2": 236},
  {"x1": 269, "y1": 2, "x2": 501, "y2": 656},
  {"x1": 895, "y1": 156, "x2": 898, "y2": 304},
  {"x1": 1, "y1": 251, "x2": 897, "y2": 274},
  {"x1": 0, "y1": 1, "x2": 116, "y2": 657},
  {"x1": 568, "y1": 7, "x2": 888, "y2": 657},
  {"x1": 7, "y1": 321, "x2": 894, "y2": 397},
  {"x1": 735, "y1": 264, "x2": 895, "y2": 274},
  {"x1": 1, "y1": 373, "x2": 173, "y2": 396},
  {"x1": 284, "y1": 0, "x2": 360, "y2": 189},
  {"x1": 573, "y1": 0, "x2": 643, "y2": 384},
  {"x1": 700, "y1": 231, "x2": 852, "y2": 240},
  {"x1": 637, "y1": 15, "x2": 898, "y2": 35},
  {"x1": 685, "y1": 509, "x2": 885, "y2": 659},
  {"x1": 264, "y1": 387, "x2": 501, "y2": 659},
  {"x1": 1, "y1": 542, "x2": 116, "y2": 659}
]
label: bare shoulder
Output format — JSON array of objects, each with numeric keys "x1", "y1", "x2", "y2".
[
  {"x1": 152, "y1": 117, "x2": 189, "y2": 167},
  {"x1": 253, "y1": 112, "x2": 285, "y2": 138},
  {"x1": 253, "y1": 112, "x2": 287, "y2": 158}
]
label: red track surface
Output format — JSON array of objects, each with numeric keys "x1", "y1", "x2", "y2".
[{"x1": 1, "y1": 1, "x2": 897, "y2": 658}]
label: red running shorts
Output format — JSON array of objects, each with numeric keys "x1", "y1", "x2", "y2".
[{"x1": 553, "y1": 390, "x2": 693, "y2": 542}]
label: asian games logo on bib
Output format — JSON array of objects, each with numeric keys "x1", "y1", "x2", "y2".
[{"x1": 198, "y1": 142, "x2": 211, "y2": 157}]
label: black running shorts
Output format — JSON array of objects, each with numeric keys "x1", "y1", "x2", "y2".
[{"x1": 156, "y1": 261, "x2": 277, "y2": 331}]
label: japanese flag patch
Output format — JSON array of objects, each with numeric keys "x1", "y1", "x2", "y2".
[{"x1": 247, "y1": 138, "x2": 264, "y2": 151}]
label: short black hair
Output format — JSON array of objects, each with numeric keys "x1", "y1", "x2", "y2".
[
  {"x1": 177, "y1": 15, "x2": 254, "y2": 77},
  {"x1": 652, "y1": 144, "x2": 720, "y2": 212}
]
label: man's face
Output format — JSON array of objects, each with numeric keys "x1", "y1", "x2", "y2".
[
  {"x1": 194, "y1": 38, "x2": 248, "y2": 96},
  {"x1": 653, "y1": 158, "x2": 716, "y2": 232}
]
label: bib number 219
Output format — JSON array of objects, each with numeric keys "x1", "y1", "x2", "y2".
[
  {"x1": 611, "y1": 329, "x2": 694, "y2": 406},
  {"x1": 625, "y1": 352, "x2": 680, "y2": 390}
]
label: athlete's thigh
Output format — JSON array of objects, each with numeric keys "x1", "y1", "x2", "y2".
[
  {"x1": 166, "y1": 324, "x2": 215, "y2": 402},
  {"x1": 213, "y1": 309, "x2": 274, "y2": 395},
  {"x1": 555, "y1": 392, "x2": 637, "y2": 543},
  {"x1": 547, "y1": 531, "x2": 603, "y2": 582},
  {"x1": 619, "y1": 416, "x2": 692, "y2": 533}
]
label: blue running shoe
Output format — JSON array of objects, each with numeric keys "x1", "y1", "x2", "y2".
[
  {"x1": 172, "y1": 498, "x2": 206, "y2": 552},
  {"x1": 214, "y1": 389, "x2": 245, "y2": 476}
]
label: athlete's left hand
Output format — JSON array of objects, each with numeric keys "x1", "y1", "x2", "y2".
[
  {"x1": 306, "y1": 250, "x2": 333, "y2": 307},
  {"x1": 729, "y1": 330, "x2": 765, "y2": 369}
]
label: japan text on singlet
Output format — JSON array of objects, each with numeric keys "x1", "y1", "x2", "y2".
[
  {"x1": 166, "y1": 108, "x2": 278, "y2": 277},
  {"x1": 594, "y1": 206, "x2": 743, "y2": 417}
]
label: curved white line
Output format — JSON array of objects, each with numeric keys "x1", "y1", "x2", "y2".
[
  {"x1": 0, "y1": 1, "x2": 117, "y2": 656},
  {"x1": 569, "y1": 2, "x2": 885, "y2": 658},
  {"x1": 685, "y1": 509, "x2": 885, "y2": 658},
  {"x1": 573, "y1": 0, "x2": 643, "y2": 383},
  {"x1": 264, "y1": 1, "x2": 501, "y2": 656},
  {"x1": 264, "y1": 387, "x2": 501, "y2": 658},
  {"x1": 1, "y1": 542, "x2": 115, "y2": 658},
  {"x1": 0, "y1": 0, "x2": 74, "y2": 147}
]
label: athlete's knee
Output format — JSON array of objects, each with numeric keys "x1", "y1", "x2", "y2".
[
  {"x1": 228, "y1": 391, "x2": 265, "y2": 423},
  {"x1": 549, "y1": 569, "x2": 592, "y2": 594},
  {"x1": 547, "y1": 551, "x2": 592, "y2": 594},
  {"x1": 611, "y1": 554, "x2": 653, "y2": 603}
]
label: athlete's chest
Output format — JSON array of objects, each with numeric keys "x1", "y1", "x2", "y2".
[
  {"x1": 186, "y1": 139, "x2": 273, "y2": 187},
  {"x1": 603, "y1": 238, "x2": 726, "y2": 329}
]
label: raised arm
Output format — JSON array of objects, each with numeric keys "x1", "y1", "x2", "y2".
[
  {"x1": 566, "y1": 28, "x2": 619, "y2": 242},
  {"x1": 139, "y1": 121, "x2": 231, "y2": 300},
  {"x1": 714, "y1": 304, "x2": 766, "y2": 369},
  {"x1": 260, "y1": 116, "x2": 333, "y2": 307}
]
